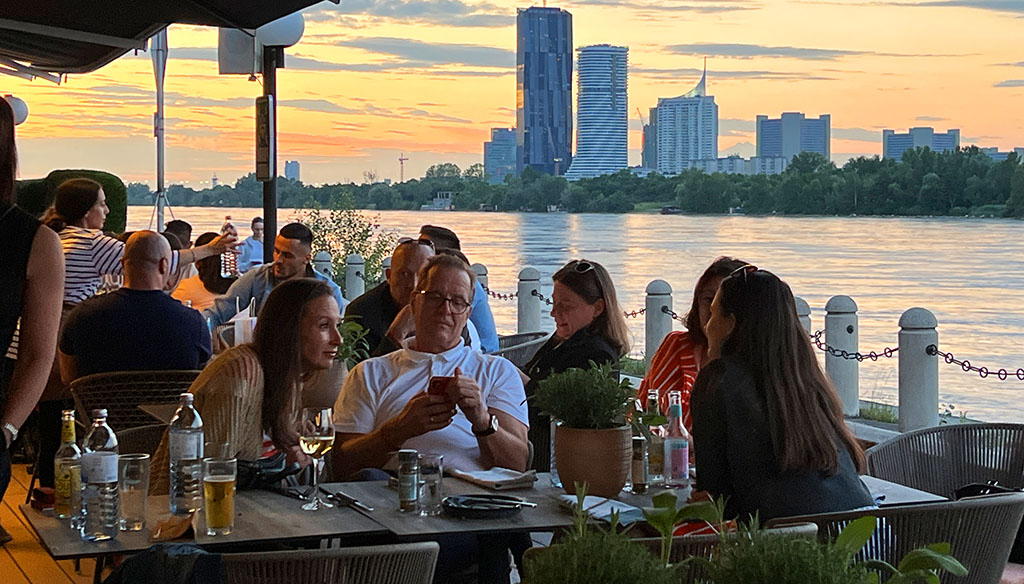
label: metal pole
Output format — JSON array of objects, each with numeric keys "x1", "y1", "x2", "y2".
[
  {"x1": 261, "y1": 47, "x2": 279, "y2": 263},
  {"x1": 151, "y1": 29, "x2": 168, "y2": 231}
]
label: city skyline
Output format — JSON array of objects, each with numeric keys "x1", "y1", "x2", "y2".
[{"x1": 4, "y1": 1, "x2": 1024, "y2": 186}]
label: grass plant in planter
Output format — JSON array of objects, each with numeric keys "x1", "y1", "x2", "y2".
[{"x1": 534, "y1": 362, "x2": 635, "y2": 497}]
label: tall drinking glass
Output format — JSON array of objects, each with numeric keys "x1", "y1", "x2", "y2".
[
  {"x1": 298, "y1": 407, "x2": 335, "y2": 511},
  {"x1": 202, "y1": 457, "x2": 236, "y2": 536},
  {"x1": 118, "y1": 454, "x2": 150, "y2": 531},
  {"x1": 418, "y1": 453, "x2": 443, "y2": 516}
]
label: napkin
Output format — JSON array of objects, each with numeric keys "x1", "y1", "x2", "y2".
[
  {"x1": 558, "y1": 495, "x2": 645, "y2": 526},
  {"x1": 448, "y1": 467, "x2": 538, "y2": 490}
]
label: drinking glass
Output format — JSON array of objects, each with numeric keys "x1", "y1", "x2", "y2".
[
  {"x1": 298, "y1": 407, "x2": 335, "y2": 511},
  {"x1": 418, "y1": 453, "x2": 443, "y2": 516},
  {"x1": 202, "y1": 457, "x2": 236, "y2": 536},
  {"x1": 118, "y1": 454, "x2": 150, "y2": 531}
]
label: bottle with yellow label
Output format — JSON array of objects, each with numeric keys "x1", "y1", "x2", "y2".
[{"x1": 54, "y1": 409, "x2": 83, "y2": 522}]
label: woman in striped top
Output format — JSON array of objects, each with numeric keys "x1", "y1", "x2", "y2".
[
  {"x1": 41, "y1": 178, "x2": 235, "y2": 305},
  {"x1": 151, "y1": 278, "x2": 343, "y2": 494},
  {"x1": 639, "y1": 256, "x2": 748, "y2": 430}
]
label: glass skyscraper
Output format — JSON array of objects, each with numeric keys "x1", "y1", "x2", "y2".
[
  {"x1": 484, "y1": 128, "x2": 517, "y2": 185},
  {"x1": 516, "y1": 6, "x2": 572, "y2": 176},
  {"x1": 565, "y1": 45, "x2": 628, "y2": 181},
  {"x1": 755, "y1": 113, "x2": 831, "y2": 161},
  {"x1": 882, "y1": 127, "x2": 960, "y2": 159}
]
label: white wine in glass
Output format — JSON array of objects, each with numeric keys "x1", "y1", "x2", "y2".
[{"x1": 299, "y1": 407, "x2": 335, "y2": 511}]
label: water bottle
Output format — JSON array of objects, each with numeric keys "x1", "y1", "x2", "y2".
[
  {"x1": 549, "y1": 419, "x2": 561, "y2": 487},
  {"x1": 663, "y1": 391, "x2": 691, "y2": 489},
  {"x1": 169, "y1": 393, "x2": 204, "y2": 514},
  {"x1": 53, "y1": 409, "x2": 82, "y2": 524},
  {"x1": 80, "y1": 409, "x2": 119, "y2": 542}
]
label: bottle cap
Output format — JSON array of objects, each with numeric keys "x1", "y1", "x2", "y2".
[
  {"x1": 180, "y1": 393, "x2": 194, "y2": 403},
  {"x1": 398, "y1": 449, "x2": 419, "y2": 464},
  {"x1": 61, "y1": 409, "x2": 76, "y2": 417},
  {"x1": 668, "y1": 404, "x2": 683, "y2": 418},
  {"x1": 91, "y1": 408, "x2": 108, "y2": 419}
]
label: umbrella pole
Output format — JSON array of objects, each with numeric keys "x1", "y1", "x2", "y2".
[{"x1": 261, "y1": 47, "x2": 279, "y2": 263}]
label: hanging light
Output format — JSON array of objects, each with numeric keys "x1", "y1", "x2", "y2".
[
  {"x1": 255, "y1": 13, "x2": 304, "y2": 48},
  {"x1": 3, "y1": 94, "x2": 28, "y2": 125}
]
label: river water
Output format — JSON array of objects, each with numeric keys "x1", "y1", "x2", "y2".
[{"x1": 128, "y1": 206, "x2": 1024, "y2": 423}]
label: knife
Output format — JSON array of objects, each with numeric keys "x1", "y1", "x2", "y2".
[{"x1": 320, "y1": 487, "x2": 374, "y2": 513}]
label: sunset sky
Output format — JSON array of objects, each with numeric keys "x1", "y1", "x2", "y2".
[{"x1": 5, "y1": 0, "x2": 1024, "y2": 186}]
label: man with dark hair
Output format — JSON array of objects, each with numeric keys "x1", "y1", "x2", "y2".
[
  {"x1": 237, "y1": 216, "x2": 264, "y2": 273},
  {"x1": 164, "y1": 219, "x2": 192, "y2": 248},
  {"x1": 203, "y1": 222, "x2": 345, "y2": 327},
  {"x1": 418, "y1": 224, "x2": 499, "y2": 352},
  {"x1": 58, "y1": 231, "x2": 211, "y2": 381}
]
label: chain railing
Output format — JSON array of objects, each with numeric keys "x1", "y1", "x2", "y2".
[
  {"x1": 480, "y1": 284, "x2": 517, "y2": 301},
  {"x1": 531, "y1": 289, "x2": 553, "y2": 306},
  {"x1": 661, "y1": 306, "x2": 685, "y2": 322},
  {"x1": 810, "y1": 330, "x2": 899, "y2": 361},
  {"x1": 927, "y1": 345, "x2": 1024, "y2": 381}
]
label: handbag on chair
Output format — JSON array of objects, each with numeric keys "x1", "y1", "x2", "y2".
[{"x1": 955, "y1": 481, "x2": 1024, "y2": 562}]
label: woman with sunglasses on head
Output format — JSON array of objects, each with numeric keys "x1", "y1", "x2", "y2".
[
  {"x1": 522, "y1": 259, "x2": 630, "y2": 471},
  {"x1": 638, "y1": 256, "x2": 748, "y2": 428},
  {"x1": 691, "y1": 266, "x2": 872, "y2": 521}
]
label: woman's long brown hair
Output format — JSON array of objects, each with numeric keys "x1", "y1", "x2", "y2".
[
  {"x1": 717, "y1": 269, "x2": 866, "y2": 474},
  {"x1": 552, "y1": 259, "x2": 631, "y2": 356},
  {"x1": 252, "y1": 278, "x2": 333, "y2": 448}
]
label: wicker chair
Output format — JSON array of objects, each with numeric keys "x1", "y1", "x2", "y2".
[
  {"x1": 866, "y1": 423, "x2": 1024, "y2": 498},
  {"x1": 492, "y1": 332, "x2": 549, "y2": 368},
  {"x1": 632, "y1": 523, "x2": 818, "y2": 584},
  {"x1": 765, "y1": 493, "x2": 1024, "y2": 584},
  {"x1": 115, "y1": 424, "x2": 168, "y2": 456},
  {"x1": 221, "y1": 542, "x2": 440, "y2": 584},
  {"x1": 69, "y1": 370, "x2": 199, "y2": 433}
]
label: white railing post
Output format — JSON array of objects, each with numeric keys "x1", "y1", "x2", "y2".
[
  {"x1": 382, "y1": 255, "x2": 392, "y2": 272},
  {"x1": 825, "y1": 295, "x2": 859, "y2": 417},
  {"x1": 472, "y1": 263, "x2": 488, "y2": 289},
  {"x1": 517, "y1": 267, "x2": 542, "y2": 333},
  {"x1": 312, "y1": 251, "x2": 333, "y2": 280},
  {"x1": 794, "y1": 296, "x2": 812, "y2": 334},
  {"x1": 645, "y1": 280, "x2": 673, "y2": 371},
  {"x1": 345, "y1": 253, "x2": 365, "y2": 301},
  {"x1": 898, "y1": 307, "x2": 939, "y2": 432}
]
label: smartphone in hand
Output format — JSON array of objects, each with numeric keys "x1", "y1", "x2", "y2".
[{"x1": 428, "y1": 376, "x2": 456, "y2": 400}]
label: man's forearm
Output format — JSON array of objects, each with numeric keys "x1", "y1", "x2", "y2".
[
  {"x1": 476, "y1": 414, "x2": 529, "y2": 471},
  {"x1": 334, "y1": 424, "x2": 404, "y2": 478}
]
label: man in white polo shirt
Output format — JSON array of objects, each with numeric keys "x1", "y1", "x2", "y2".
[{"x1": 332, "y1": 254, "x2": 529, "y2": 477}]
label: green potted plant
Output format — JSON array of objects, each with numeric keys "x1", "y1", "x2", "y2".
[{"x1": 534, "y1": 362, "x2": 635, "y2": 497}]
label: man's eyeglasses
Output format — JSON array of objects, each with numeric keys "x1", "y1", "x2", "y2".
[
  {"x1": 418, "y1": 290, "x2": 471, "y2": 314},
  {"x1": 729, "y1": 264, "x2": 759, "y2": 283}
]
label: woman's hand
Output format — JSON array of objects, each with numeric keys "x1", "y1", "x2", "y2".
[{"x1": 284, "y1": 445, "x2": 313, "y2": 468}]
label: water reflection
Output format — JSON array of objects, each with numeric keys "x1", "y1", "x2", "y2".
[{"x1": 129, "y1": 207, "x2": 1024, "y2": 423}]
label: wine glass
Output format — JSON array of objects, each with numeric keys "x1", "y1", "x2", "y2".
[{"x1": 299, "y1": 407, "x2": 335, "y2": 511}]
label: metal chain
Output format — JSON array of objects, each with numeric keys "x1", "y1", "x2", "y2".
[
  {"x1": 623, "y1": 308, "x2": 646, "y2": 318},
  {"x1": 531, "y1": 289, "x2": 553, "y2": 306},
  {"x1": 927, "y1": 345, "x2": 1024, "y2": 381},
  {"x1": 481, "y1": 284, "x2": 518, "y2": 301},
  {"x1": 810, "y1": 330, "x2": 899, "y2": 361},
  {"x1": 662, "y1": 306, "x2": 685, "y2": 322}
]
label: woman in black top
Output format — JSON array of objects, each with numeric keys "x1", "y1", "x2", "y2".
[
  {"x1": 691, "y1": 265, "x2": 873, "y2": 522},
  {"x1": 523, "y1": 259, "x2": 630, "y2": 471},
  {"x1": 0, "y1": 99, "x2": 65, "y2": 544}
]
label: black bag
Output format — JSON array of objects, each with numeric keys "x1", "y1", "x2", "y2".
[
  {"x1": 954, "y1": 481, "x2": 1024, "y2": 563},
  {"x1": 235, "y1": 452, "x2": 302, "y2": 491}
]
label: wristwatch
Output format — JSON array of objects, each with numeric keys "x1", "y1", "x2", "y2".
[
  {"x1": 2, "y1": 421, "x2": 17, "y2": 445},
  {"x1": 472, "y1": 414, "x2": 499, "y2": 437}
]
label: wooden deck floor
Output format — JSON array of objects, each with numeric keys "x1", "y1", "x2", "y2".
[{"x1": 2, "y1": 464, "x2": 96, "y2": 584}]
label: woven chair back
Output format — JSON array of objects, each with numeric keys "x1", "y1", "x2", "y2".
[
  {"x1": 866, "y1": 423, "x2": 1024, "y2": 498},
  {"x1": 115, "y1": 424, "x2": 168, "y2": 456},
  {"x1": 221, "y1": 542, "x2": 440, "y2": 584},
  {"x1": 766, "y1": 493, "x2": 1024, "y2": 584},
  {"x1": 493, "y1": 333, "x2": 549, "y2": 368},
  {"x1": 70, "y1": 370, "x2": 199, "y2": 433}
]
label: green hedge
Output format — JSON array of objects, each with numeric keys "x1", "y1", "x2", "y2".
[{"x1": 16, "y1": 169, "x2": 127, "y2": 233}]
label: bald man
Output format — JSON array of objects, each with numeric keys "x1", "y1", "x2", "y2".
[{"x1": 59, "y1": 230, "x2": 211, "y2": 382}]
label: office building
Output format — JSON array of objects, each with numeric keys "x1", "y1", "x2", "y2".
[
  {"x1": 641, "y1": 107, "x2": 657, "y2": 170},
  {"x1": 516, "y1": 6, "x2": 573, "y2": 175},
  {"x1": 484, "y1": 128, "x2": 517, "y2": 185},
  {"x1": 284, "y1": 160, "x2": 300, "y2": 181},
  {"x1": 565, "y1": 45, "x2": 628, "y2": 181},
  {"x1": 756, "y1": 112, "x2": 830, "y2": 161},
  {"x1": 980, "y1": 147, "x2": 1024, "y2": 162},
  {"x1": 655, "y1": 66, "x2": 718, "y2": 175},
  {"x1": 882, "y1": 127, "x2": 960, "y2": 159}
]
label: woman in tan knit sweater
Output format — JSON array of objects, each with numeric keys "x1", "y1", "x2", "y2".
[{"x1": 152, "y1": 278, "x2": 344, "y2": 494}]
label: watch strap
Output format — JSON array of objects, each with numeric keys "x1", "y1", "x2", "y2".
[{"x1": 472, "y1": 414, "x2": 498, "y2": 437}]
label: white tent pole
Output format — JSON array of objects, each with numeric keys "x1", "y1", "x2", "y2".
[{"x1": 151, "y1": 29, "x2": 168, "y2": 231}]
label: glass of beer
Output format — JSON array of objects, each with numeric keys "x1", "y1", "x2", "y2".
[
  {"x1": 299, "y1": 407, "x2": 335, "y2": 511},
  {"x1": 202, "y1": 457, "x2": 236, "y2": 536}
]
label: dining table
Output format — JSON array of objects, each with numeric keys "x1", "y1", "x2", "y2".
[{"x1": 19, "y1": 471, "x2": 946, "y2": 582}]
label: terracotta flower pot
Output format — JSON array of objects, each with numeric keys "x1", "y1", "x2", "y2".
[{"x1": 554, "y1": 425, "x2": 632, "y2": 498}]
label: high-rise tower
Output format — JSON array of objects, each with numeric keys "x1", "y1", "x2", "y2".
[
  {"x1": 565, "y1": 44, "x2": 628, "y2": 181},
  {"x1": 516, "y1": 6, "x2": 573, "y2": 176},
  {"x1": 655, "y1": 64, "x2": 718, "y2": 175}
]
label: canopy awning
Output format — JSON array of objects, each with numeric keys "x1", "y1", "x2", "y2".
[{"x1": 0, "y1": 1, "x2": 325, "y2": 77}]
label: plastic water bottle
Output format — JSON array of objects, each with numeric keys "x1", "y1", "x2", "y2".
[
  {"x1": 169, "y1": 393, "x2": 204, "y2": 514},
  {"x1": 53, "y1": 409, "x2": 82, "y2": 524},
  {"x1": 663, "y1": 391, "x2": 691, "y2": 489},
  {"x1": 80, "y1": 409, "x2": 119, "y2": 542}
]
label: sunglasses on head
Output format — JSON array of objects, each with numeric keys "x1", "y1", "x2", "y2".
[
  {"x1": 397, "y1": 238, "x2": 435, "y2": 251},
  {"x1": 729, "y1": 264, "x2": 759, "y2": 283},
  {"x1": 570, "y1": 260, "x2": 595, "y2": 274}
]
